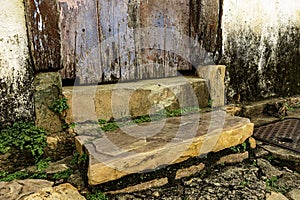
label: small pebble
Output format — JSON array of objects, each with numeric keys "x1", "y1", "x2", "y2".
[{"x1": 152, "y1": 191, "x2": 160, "y2": 197}]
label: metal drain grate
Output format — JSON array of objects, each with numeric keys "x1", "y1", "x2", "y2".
[{"x1": 254, "y1": 119, "x2": 300, "y2": 153}]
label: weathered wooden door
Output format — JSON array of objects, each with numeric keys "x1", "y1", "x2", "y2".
[
  {"x1": 59, "y1": 0, "x2": 192, "y2": 84},
  {"x1": 25, "y1": 0, "x2": 222, "y2": 84}
]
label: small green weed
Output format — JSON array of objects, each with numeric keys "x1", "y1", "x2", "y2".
[
  {"x1": 265, "y1": 176, "x2": 286, "y2": 193},
  {"x1": 0, "y1": 171, "x2": 8, "y2": 178},
  {"x1": 63, "y1": 122, "x2": 77, "y2": 129},
  {"x1": 230, "y1": 142, "x2": 247, "y2": 153},
  {"x1": 70, "y1": 152, "x2": 80, "y2": 165},
  {"x1": 166, "y1": 109, "x2": 182, "y2": 117},
  {"x1": 208, "y1": 99, "x2": 214, "y2": 108},
  {"x1": 86, "y1": 190, "x2": 108, "y2": 200},
  {"x1": 98, "y1": 107, "x2": 201, "y2": 132},
  {"x1": 0, "y1": 158, "x2": 51, "y2": 181},
  {"x1": 78, "y1": 153, "x2": 88, "y2": 164},
  {"x1": 49, "y1": 97, "x2": 69, "y2": 114},
  {"x1": 284, "y1": 103, "x2": 294, "y2": 111},
  {"x1": 36, "y1": 157, "x2": 51, "y2": 172},
  {"x1": 0, "y1": 171, "x2": 29, "y2": 182},
  {"x1": 29, "y1": 172, "x2": 47, "y2": 179},
  {"x1": 70, "y1": 152, "x2": 88, "y2": 165},
  {"x1": 0, "y1": 121, "x2": 48, "y2": 161},
  {"x1": 53, "y1": 169, "x2": 73, "y2": 180},
  {"x1": 240, "y1": 180, "x2": 248, "y2": 187},
  {"x1": 98, "y1": 119, "x2": 108, "y2": 125},
  {"x1": 252, "y1": 160, "x2": 257, "y2": 166},
  {"x1": 266, "y1": 155, "x2": 274, "y2": 162},
  {"x1": 100, "y1": 121, "x2": 119, "y2": 132}
]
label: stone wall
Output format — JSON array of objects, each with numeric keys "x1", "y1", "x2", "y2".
[
  {"x1": 0, "y1": 0, "x2": 34, "y2": 128},
  {"x1": 221, "y1": 0, "x2": 300, "y2": 102}
]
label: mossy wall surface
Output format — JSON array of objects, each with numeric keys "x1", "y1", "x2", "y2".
[
  {"x1": 221, "y1": 0, "x2": 300, "y2": 102},
  {"x1": 0, "y1": 0, "x2": 34, "y2": 128}
]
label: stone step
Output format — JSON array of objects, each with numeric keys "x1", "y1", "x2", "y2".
[
  {"x1": 75, "y1": 111, "x2": 254, "y2": 185},
  {"x1": 63, "y1": 76, "x2": 210, "y2": 123}
]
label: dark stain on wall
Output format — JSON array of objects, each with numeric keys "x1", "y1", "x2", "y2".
[
  {"x1": 0, "y1": 58, "x2": 34, "y2": 129},
  {"x1": 221, "y1": 26, "x2": 300, "y2": 102}
]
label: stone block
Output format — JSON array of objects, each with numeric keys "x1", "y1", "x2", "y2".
[
  {"x1": 286, "y1": 189, "x2": 300, "y2": 200},
  {"x1": 249, "y1": 137, "x2": 257, "y2": 149},
  {"x1": 196, "y1": 65, "x2": 226, "y2": 107},
  {"x1": 63, "y1": 76, "x2": 209, "y2": 123},
  {"x1": 106, "y1": 178, "x2": 168, "y2": 195},
  {"x1": 226, "y1": 105, "x2": 242, "y2": 116},
  {"x1": 76, "y1": 111, "x2": 253, "y2": 185},
  {"x1": 217, "y1": 152, "x2": 249, "y2": 165},
  {"x1": 257, "y1": 158, "x2": 283, "y2": 178},
  {"x1": 34, "y1": 72, "x2": 63, "y2": 133},
  {"x1": 45, "y1": 132, "x2": 75, "y2": 160},
  {"x1": 261, "y1": 145, "x2": 300, "y2": 163},
  {"x1": 24, "y1": 183, "x2": 85, "y2": 200},
  {"x1": 0, "y1": 179, "x2": 54, "y2": 200},
  {"x1": 266, "y1": 192, "x2": 289, "y2": 200},
  {"x1": 175, "y1": 163, "x2": 205, "y2": 180}
]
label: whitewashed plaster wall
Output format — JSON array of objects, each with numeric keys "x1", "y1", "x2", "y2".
[
  {"x1": 0, "y1": 0, "x2": 34, "y2": 126},
  {"x1": 221, "y1": 0, "x2": 300, "y2": 101}
]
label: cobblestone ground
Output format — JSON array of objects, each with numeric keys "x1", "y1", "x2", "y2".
[{"x1": 109, "y1": 147, "x2": 300, "y2": 200}]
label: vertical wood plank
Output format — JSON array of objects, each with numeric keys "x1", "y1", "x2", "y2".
[
  {"x1": 24, "y1": 0, "x2": 61, "y2": 72},
  {"x1": 140, "y1": 0, "x2": 168, "y2": 79},
  {"x1": 190, "y1": 0, "x2": 222, "y2": 66},
  {"x1": 59, "y1": 0, "x2": 102, "y2": 83},
  {"x1": 74, "y1": 0, "x2": 102, "y2": 84},
  {"x1": 97, "y1": 0, "x2": 137, "y2": 82},
  {"x1": 139, "y1": 0, "x2": 191, "y2": 79},
  {"x1": 59, "y1": 1, "x2": 77, "y2": 80},
  {"x1": 164, "y1": 0, "x2": 191, "y2": 71}
]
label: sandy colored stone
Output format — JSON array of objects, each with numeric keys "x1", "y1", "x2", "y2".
[
  {"x1": 254, "y1": 147, "x2": 269, "y2": 158},
  {"x1": 34, "y1": 72, "x2": 63, "y2": 133},
  {"x1": 217, "y1": 151, "x2": 249, "y2": 165},
  {"x1": 257, "y1": 159, "x2": 283, "y2": 179},
  {"x1": 261, "y1": 144, "x2": 300, "y2": 163},
  {"x1": 24, "y1": 183, "x2": 85, "y2": 200},
  {"x1": 249, "y1": 137, "x2": 257, "y2": 149},
  {"x1": 45, "y1": 132, "x2": 75, "y2": 160},
  {"x1": 76, "y1": 111, "x2": 253, "y2": 185},
  {"x1": 175, "y1": 163, "x2": 205, "y2": 180},
  {"x1": 0, "y1": 179, "x2": 54, "y2": 200},
  {"x1": 266, "y1": 192, "x2": 289, "y2": 200},
  {"x1": 226, "y1": 105, "x2": 242, "y2": 116},
  {"x1": 196, "y1": 65, "x2": 225, "y2": 107},
  {"x1": 63, "y1": 76, "x2": 209, "y2": 123},
  {"x1": 106, "y1": 178, "x2": 168, "y2": 195},
  {"x1": 241, "y1": 101, "x2": 267, "y2": 119},
  {"x1": 286, "y1": 189, "x2": 300, "y2": 200}
]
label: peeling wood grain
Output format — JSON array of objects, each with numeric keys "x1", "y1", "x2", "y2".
[
  {"x1": 59, "y1": 0, "x2": 222, "y2": 84},
  {"x1": 98, "y1": 0, "x2": 137, "y2": 83},
  {"x1": 24, "y1": 0, "x2": 62, "y2": 72},
  {"x1": 190, "y1": 0, "x2": 223, "y2": 66},
  {"x1": 59, "y1": 2, "x2": 78, "y2": 80},
  {"x1": 59, "y1": 0, "x2": 102, "y2": 84},
  {"x1": 139, "y1": 0, "x2": 191, "y2": 77},
  {"x1": 164, "y1": 0, "x2": 191, "y2": 71},
  {"x1": 74, "y1": 0, "x2": 101, "y2": 84}
]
